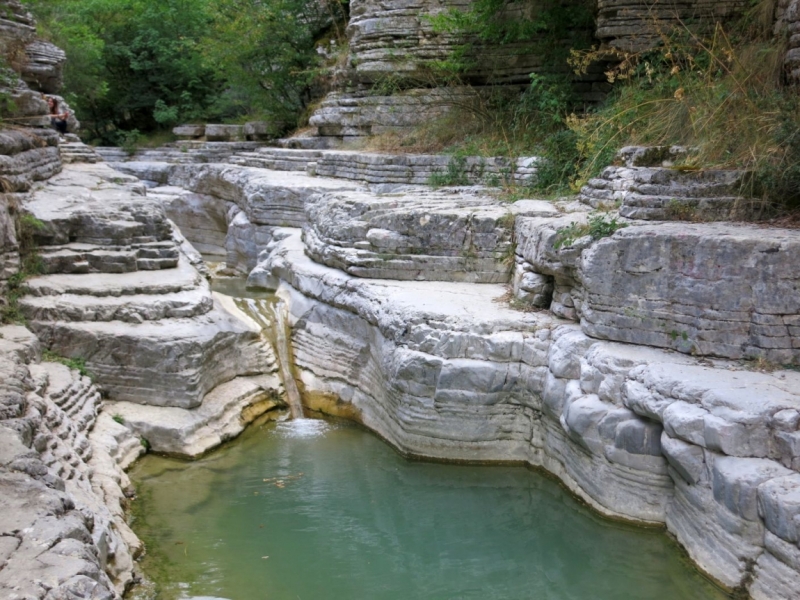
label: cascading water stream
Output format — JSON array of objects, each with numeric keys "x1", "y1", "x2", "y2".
[
  {"x1": 233, "y1": 296, "x2": 305, "y2": 420},
  {"x1": 269, "y1": 300, "x2": 305, "y2": 419}
]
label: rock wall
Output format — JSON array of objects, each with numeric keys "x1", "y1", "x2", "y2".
[
  {"x1": 256, "y1": 229, "x2": 800, "y2": 598},
  {"x1": 515, "y1": 216, "x2": 800, "y2": 364},
  {"x1": 596, "y1": 0, "x2": 750, "y2": 52},
  {"x1": 0, "y1": 324, "x2": 144, "y2": 598},
  {"x1": 0, "y1": 0, "x2": 66, "y2": 93},
  {"x1": 308, "y1": 0, "x2": 605, "y2": 139}
]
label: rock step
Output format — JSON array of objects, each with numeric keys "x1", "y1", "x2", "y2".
[
  {"x1": 26, "y1": 163, "x2": 173, "y2": 247},
  {"x1": 107, "y1": 144, "x2": 539, "y2": 186},
  {"x1": 28, "y1": 302, "x2": 275, "y2": 410},
  {"x1": 579, "y1": 163, "x2": 748, "y2": 220},
  {"x1": 20, "y1": 286, "x2": 214, "y2": 323},
  {"x1": 104, "y1": 373, "x2": 284, "y2": 458},
  {"x1": 59, "y1": 142, "x2": 101, "y2": 164},
  {"x1": 38, "y1": 242, "x2": 179, "y2": 275},
  {"x1": 227, "y1": 150, "x2": 316, "y2": 172},
  {"x1": 95, "y1": 141, "x2": 266, "y2": 165},
  {"x1": 313, "y1": 151, "x2": 536, "y2": 186},
  {"x1": 300, "y1": 189, "x2": 551, "y2": 283},
  {"x1": 24, "y1": 254, "x2": 204, "y2": 298}
]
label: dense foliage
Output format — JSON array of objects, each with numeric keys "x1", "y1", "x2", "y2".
[{"x1": 22, "y1": 0, "x2": 346, "y2": 143}]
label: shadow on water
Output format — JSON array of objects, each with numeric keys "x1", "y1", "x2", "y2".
[{"x1": 129, "y1": 418, "x2": 732, "y2": 600}]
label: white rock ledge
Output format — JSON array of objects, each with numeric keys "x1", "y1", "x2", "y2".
[{"x1": 260, "y1": 229, "x2": 800, "y2": 598}]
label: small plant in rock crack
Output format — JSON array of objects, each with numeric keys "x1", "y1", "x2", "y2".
[
  {"x1": 429, "y1": 155, "x2": 470, "y2": 187},
  {"x1": 42, "y1": 349, "x2": 93, "y2": 379},
  {"x1": 553, "y1": 214, "x2": 628, "y2": 249}
]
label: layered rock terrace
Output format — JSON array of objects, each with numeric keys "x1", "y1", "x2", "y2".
[{"x1": 82, "y1": 141, "x2": 800, "y2": 598}]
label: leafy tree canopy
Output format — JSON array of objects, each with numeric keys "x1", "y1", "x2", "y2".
[{"x1": 22, "y1": 0, "x2": 347, "y2": 143}]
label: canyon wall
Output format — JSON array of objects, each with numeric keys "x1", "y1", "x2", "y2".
[
  {"x1": 111, "y1": 147, "x2": 800, "y2": 599},
  {"x1": 307, "y1": 0, "x2": 762, "y2": 142}
]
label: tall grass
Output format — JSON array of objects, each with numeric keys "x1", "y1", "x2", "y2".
[{"x1": 568, "y1": 7, "x2": 800, "y2": 213}]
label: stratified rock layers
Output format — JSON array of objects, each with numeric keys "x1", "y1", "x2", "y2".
[
  {"x1": 0, "y1": 325, "x2": 144, "y2": 598},
  {"x1": 260, "y1": 230, "x2": 800, "y2": 598}
]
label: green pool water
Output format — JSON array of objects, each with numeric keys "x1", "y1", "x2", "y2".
[{"x1": 129, "y1": 419, "x2": 730, "y2": 600}]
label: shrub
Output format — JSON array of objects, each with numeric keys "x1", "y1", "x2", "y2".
[{"x1": 553, "y1": 214, "x2": 628, "y2": 249}]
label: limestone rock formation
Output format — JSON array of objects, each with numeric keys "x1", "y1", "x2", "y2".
[
  {"x1": 111, "y1": 161, "x2": 366, "y2": 275},
  {"x1": 0, "y1": 127, "x2": 61, "y2": 296},
  {"x1": 579, "y1": 149, "x2": 749, "y2": 221},
  {"x1": 0, "y1": 0, "x2": 66, "y2": 94},
  {"x1": 0, "y1": 124, "x2": 780, "y2": 598},
  {"x1": 303, "y1": 187, "x2": 552, "y2": 283},
  {"x1": 19, "y1": 163, "x2": 281, "y2": 412},
  {"x1": 594, "y1": 0, "x2": 750, "y2": 52},
  {"x1": 0, "y1": 324, "x2": 143, "y2": 598},
  {"x1": 22, "y1": 40, "x2": 66, "y2": 94},
  {"x1": 308, "y1": 0, "x2": 605, "y2": 140},
  {"x1": 515, "y1": 216, "x2": 800, "y2": 363},
  {"x1": 252, "y1": 228, "x2": 800, "y2": 597}
]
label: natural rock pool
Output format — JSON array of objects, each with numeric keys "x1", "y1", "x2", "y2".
[{"x1": 129, "y1": 418, "x2": 730, "y2": 600}]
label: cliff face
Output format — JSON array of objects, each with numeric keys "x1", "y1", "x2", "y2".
[
  {"x1": 111, "y1": 141, "x2": 800, "y2": 598},
  {"x1": 308, "y1": 0, "x2": 760, "y2": 141},
  {"x1": 309, "y1": 0, "x2": 606, "y2": 139},
  {"x1": 0, "y1": 0, "x2": 65, "y2": 93},
  {"x1": 595, "y1": 0, "x2": 751, "y2": 51}
]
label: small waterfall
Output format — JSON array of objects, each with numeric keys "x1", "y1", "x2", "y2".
[{"x1": 233, "y1": 297, "x2": 305, "y2": 420}]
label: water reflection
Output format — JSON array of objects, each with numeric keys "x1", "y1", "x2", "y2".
[{"x1": 130, "y1": 420, "x2": 729, "y2": 600}]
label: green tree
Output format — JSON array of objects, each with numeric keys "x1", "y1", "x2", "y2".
[
  {"x1": 202, "y1": 0, "x2": 346, "y2": 131},
  {"x1": 24, "y1": 0, "x2": 220, "y2": 142}
]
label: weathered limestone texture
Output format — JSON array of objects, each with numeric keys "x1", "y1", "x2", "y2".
[
  {"x1": 309, "y1": 88, "x2": 477, "y2": 137},
  {"x1": 205, "y1": 124, "x2": 243, "y2": 142},
  {"x1": 19, "y1": 163, "x2": 279, "y2": 411},
  {"x1": 516, "y1": 216, "x2": 800, "y2": 363},
  {"x1": 0, "y1": 128, "x2": 61, "y2": 192},
  {"x1": 0, "y1": 324, "x2": 144, "y2": 598},
  {"x1": 173, "y1": 124, "x2": 205, "y2": 139},
  {"x1": 57, "y1": 135, "x2": 100, "y2": 164},
  {"x1": 307, "y1": 0, "x2": 606, "y2": 140},
  {"x1": 303, "y1": 188, "x2": 556, "y2": 282},
  {"x1": 344, "y1": 0, "x2": 596, "y2": 85},
  {"x1": 778, "y1": 0, "x2": 800, "y2": 83},
  {"x1": 256, "y1": 229, "x2": 800, "y2": 597},
  {"x1": 0, "y1": 127, "x2": 61, "y2": 292},
  {"x1": 0, "y1": 0, "x2": 66, "y2": 93},
  {"x1": 0, "y1": 191, "x2": 19, "y2": 290},
  {"x1": 311, "y1": 150, "x2": 538, "y2": 185},
  {"x1": 579, "y1": 146, "x2": 748, "y2": 221},
  {"x1": 111, "y1": 161, "x2": 365, "y2": 274},
  {"x1": 596, "y1": 0, "x2": 750, "y2": 52},
  {"x1": 104, "y1": 143, "x2": 540, "y2": 186},
  {"x1": 22, "y1": 39, "x2": 66, "y2": 94},
  {"x1": 95, "y1": 141, "x2": 266, "y2": 166}
]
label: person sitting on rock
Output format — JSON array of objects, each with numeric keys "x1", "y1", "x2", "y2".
[{"x1": 46, "y1": 96, "x2": 69, "y2": 136}]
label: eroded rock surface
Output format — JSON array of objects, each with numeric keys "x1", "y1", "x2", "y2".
[
  {"x1": 0, "y1": 325, "x2": 143, "y2": 598},
  {"x1": 304, "y1": 188, "x2": 554, "y2": 282},
  {"x1": 255, "y1": 229, "x2": 800, "y2": 597},
  {"x1": 19, "y1": 163, "x2": 281, "y2": 412},
  {"x1": 516, "y1": 217, "x2": 800, "y2": 363}
]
